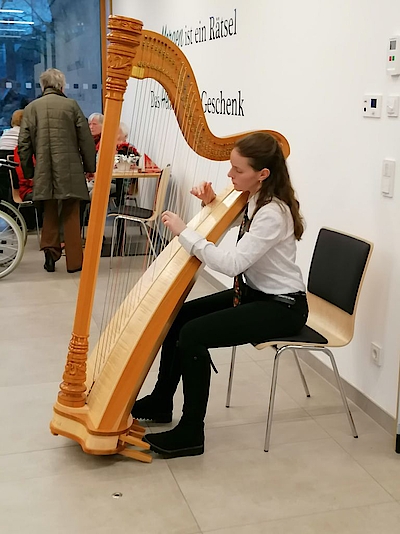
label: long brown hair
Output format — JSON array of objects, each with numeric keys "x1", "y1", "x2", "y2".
[{"x1": 235, "y1": 132, "x2": 304, "y2": 240}]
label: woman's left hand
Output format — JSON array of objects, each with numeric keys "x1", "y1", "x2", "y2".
[{"x1": 161, "y1": 211, "x2": 187, "y2": 236}]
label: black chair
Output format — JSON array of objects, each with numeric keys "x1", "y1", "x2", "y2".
[{"x1": 226, "y1": 227, "x2": 373, "y2": 452}]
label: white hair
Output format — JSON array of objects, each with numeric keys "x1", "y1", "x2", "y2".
[
  {"x1": 88, "y1": 113, "x2": 104, "y2": 124},
  {"x1": 39, "y1": 68, "x2": 66, "y2": 92},
  {"x1": 119, "y1": 122, "x2": 129, "y2": 140}
]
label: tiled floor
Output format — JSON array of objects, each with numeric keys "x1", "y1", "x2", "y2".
[{"x1": 1, "y1": 235, "x2": 400, "y2": 533}]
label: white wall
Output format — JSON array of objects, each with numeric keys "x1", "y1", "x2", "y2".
[{"x1": 113, "y1": 0, "x2": 400, "y2": 418}]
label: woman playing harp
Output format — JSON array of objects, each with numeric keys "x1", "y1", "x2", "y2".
[
  {"x1": 132, "y1": 132, "x2": 308, "y2": 458},
  {"x1": 50, "y1": 15, "x2": 294, "y2": 462}
]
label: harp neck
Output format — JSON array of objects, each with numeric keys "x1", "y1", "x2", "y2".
[{"x1": 131, "y1": 29, "x2": 290, "y2": 161}]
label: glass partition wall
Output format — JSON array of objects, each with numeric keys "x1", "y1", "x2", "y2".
[{"x1": 0, "y1": 0, "x2": 107, "y2": 134}]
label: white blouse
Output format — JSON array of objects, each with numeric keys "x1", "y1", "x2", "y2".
[
  {"x1": 0, "y1": 126, "x2": 20, "y2": 150},
  {"x1": 178, "y1": 194, "x2": 306, "y2": 295}
]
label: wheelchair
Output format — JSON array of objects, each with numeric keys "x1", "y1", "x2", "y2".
[{"x1": 0, "y1": 159, "x2": 25, "y2": 279}]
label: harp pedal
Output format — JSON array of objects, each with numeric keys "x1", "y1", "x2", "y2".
[
  {"x1": 130, "y1": 420, "x2": 146, "y2": 434},
  {"x1": 120, "y1": 434, "x2": 150, "y2": 449},
  {"x1": 128, "y1": 430, "x2": 145, "y2": 439},
  {"x1": 119, "y1": 449, "x2": 152, "y2": 463},
  {"x1": 118, "y1": 433, "x2": 152, "y2": 463}
]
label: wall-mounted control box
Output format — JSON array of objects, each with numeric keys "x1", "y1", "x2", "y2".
[
  {"x1": 387, "y1": 95, "x2": 400, "y2": 117},
  {"x1": 363, "y1": 95, "x2": 382, "y2": 117},
  {"x1": 387, "y1": 36, "x2": 400, "y2": 75},
  {"x1": 382, "y1": 159, "x2": 395, "y2": 198}
]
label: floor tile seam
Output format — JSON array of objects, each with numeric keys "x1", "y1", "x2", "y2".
[
  {"x1": 194, "y1": 437, "x2": 337, "y2": 462},
  {"x1": 200, "y1": 500, "x2": 400, "y2": 533},
  {"x1": 250, "y1": 361, "x2": 306, "y2": 410},
  {"x1": 306, "y1": 405, "x2": 394, "y2": 439},
  {"x1": 0, "y1": 379, "x2": 65, "y2": 389},
  {"x1": 204, "y1": 411, "x2": 314, "y2": 430},
  {"x1": 0, "y1": 443, "x2": 77, "y2": 459},
  {"x1": 208, "y1": 404, "x2": 310, "y2": 422},
  {"x1": 0, "y1": 380, "x2": 64, "y2": 389},
  {"x1": 166, "y1": 463, "x2": 203, "y2": 534},
  {"x1": 0, "y1": 299, "x2": 79, "y2": 308},
  {"x1": 1, "y1": 299, "x2": 78, "y2": 309},
  {"x1": 226, "y1": 356, "x2": 342, "y2": 415},
  {"x1": 361, "y1": 470, "x2": 400, "y2": 501},
  {"x1": 319, "y1": 431, "x2": 398, "y2": 502}
]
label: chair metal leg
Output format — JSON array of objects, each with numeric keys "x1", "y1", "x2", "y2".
[
  {"x1": 121, "y1": 219, "x2": 127, "y2": 258},
  {"x1": 110, "y1": 216, "x2": 118, "y2": 268},
  {"x1": 324, "y1": 348, "x2": 358, "y2": 438},
  {"x1": 34, "y1": 208, "x2": 40, "y2": 247},
  {"x1": 139, "y1": 221, "x2": 158, "y2": 258},
  {"x1": 293, "y1": 349, "x2": 311, "y2": 397},
  {"x1": 264, "y1": 346, "x2": 288, "y2": 452},
  {"x1": 225, "y1": 346, "x2": 237, "y2": 407}
]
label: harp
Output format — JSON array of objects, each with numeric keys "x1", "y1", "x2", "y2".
[{"x1": 50, "y1": 15, "x2": 290, "y2": 463}]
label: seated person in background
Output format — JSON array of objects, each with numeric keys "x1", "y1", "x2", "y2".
[
  {"x1": 13, "y1": 145, "x2": 33, "y2": 201},
  {"x1": 88, "y1": 112, "x2": 104, "y2": 152},
  {"x1": 0, "y1": 109, "x2": 24, "y2": 150},
  {"x1": 0, "y1": 109, "x2": 24, "y2": 200},
  {"x1": 116, "y1": 122, "x2": 140, "y2": 157},
  {"x1": 115, "y1": 122, "x2": 140, "y2": 206},
  {"x1": 115, "y1": 123, "x2": 160, "y2": 171},
  {"x1": 12, "y1": 146, "x2": 43, "y2": 229},
  {"x1": 87, "y1": 122, "x2": 140, "y2": 204},
  {"x1": 84, "y1": 113, "x2": 104, "y2": 220},
  {"x1": 85, "y1": 111, "x2": 103, "y2": 189}
]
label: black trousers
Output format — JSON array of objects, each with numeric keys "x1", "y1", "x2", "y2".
[{"x1": 153, "y1": 288, "x2": 308, "y2": 425}]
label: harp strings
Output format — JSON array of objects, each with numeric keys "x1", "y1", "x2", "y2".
[
  {"x1": 89, "y1": 34, "x2": 231, "y2": 386},
  {"x1": 90, "y1": 41, "x2": 216, "y2": 383}
]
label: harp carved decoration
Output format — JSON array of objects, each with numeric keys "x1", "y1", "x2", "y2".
[{"x1": 50, "y1": 15, "x2": 290, "y2": 462}]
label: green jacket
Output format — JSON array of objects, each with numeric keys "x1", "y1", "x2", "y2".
[{"x1": 18, "y1": 88, "x2": 96, "y2": 201}]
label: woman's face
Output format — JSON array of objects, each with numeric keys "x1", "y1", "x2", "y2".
[
  {"x1": 116, "y1": 128, "x2": 127, "y2": 144},
  {"x1": 228, "y1": 148, "x2": 269, "y2": 195},
  {"x1": 89, "y1": 118, "x2": 102, "y2": 136}
]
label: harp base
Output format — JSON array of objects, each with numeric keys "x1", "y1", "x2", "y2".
[{"x1": 50, "y1": 408, "x2": 152, "y2": 463}]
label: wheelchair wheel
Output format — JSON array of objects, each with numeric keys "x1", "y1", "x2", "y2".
[
  {"x1": 0, "y1": 210, "x2": 24, "y2": 279},
  {"x1": 0, "y1": 200, "x2": 28, "y2": 245}
]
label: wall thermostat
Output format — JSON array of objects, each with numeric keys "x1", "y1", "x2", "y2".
[{"x1": 387, "y1": 36, "x2": 400, "y2": 76}]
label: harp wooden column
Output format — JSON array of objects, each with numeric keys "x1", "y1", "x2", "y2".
[{"x1": 57, "y1": 16, "x2": 143, "y2": 409}]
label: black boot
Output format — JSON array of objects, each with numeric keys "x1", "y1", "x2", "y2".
[
  {"x1": 132, "y1": 335, "x2": 183, "y2": 423},
  {"x1": 144, "y1": 420, "x2": 204, "y2": 457},
  {"x1": 44, "y1": 250, "x2": 55, "y2": 272},
  {"x1": 144, "y1": 347, "x2": 211, "y2": 458},
  {"x1": 131, "y1": 394, "x2": 173, "y2": 423}
]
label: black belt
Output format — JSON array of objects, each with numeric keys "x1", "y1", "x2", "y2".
[{"x1": 243, "y1": 285, "x2": 306, "y2": 304}]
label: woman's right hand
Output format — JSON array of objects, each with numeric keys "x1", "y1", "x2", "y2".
[{"x1": 190, "y1": 181, "x2": 216, "y2": 205}]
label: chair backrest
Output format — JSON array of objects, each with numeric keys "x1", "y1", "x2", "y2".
[
  {"x1": 8, "y1": 170, "x2": 23, "y2": 204},
  {"x1": 150, "y1": 164, "x2": 171, "y2": 220},
  {"x1": 306, "y1": 228, "x2": 373, "y2": 346},
  {"x1": 6, "y1": 153, "x2": 21, "y2": 192}
]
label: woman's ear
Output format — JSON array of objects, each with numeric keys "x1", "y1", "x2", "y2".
[{"x1": 259, "y1": 168, "x2": 270, "y2": 182}]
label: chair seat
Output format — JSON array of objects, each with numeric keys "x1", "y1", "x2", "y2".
[
  {"x1": 109, "y1": 206, "x2": 153, "y2": 220},
  {"x1": 254, "y1": 325, "x2": 328, "y2": 348}
]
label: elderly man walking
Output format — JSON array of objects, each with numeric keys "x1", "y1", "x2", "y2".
[{"x1": 18, "y1": 68, "x2": 96, "y2": 273}]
